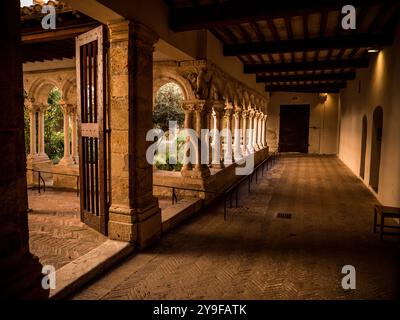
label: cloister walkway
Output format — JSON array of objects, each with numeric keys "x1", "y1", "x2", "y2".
[{"x1": 72, "y1": 155, "x2": 400, "y2": 300}]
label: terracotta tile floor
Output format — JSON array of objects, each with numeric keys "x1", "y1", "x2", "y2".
[
  {"x1": 71, "y1": 155, "x2": 400, "y2": 299},
  {"x1": 28, "y1": 190, "x2": 107, "y2": 270}
]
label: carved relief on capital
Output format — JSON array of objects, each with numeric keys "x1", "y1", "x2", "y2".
[
  {"x1": 34, "y1": 102, "x2": 48, "y2": 113},
  {"x1": 248, "y1": 106, "x2": 255, "y2": 119},
  {"x1": 24, "y1": 96, "x2": 35, "y2": 112},
  {"x1": 59, "y1": 99, "x2": 76, "y2": 115}
]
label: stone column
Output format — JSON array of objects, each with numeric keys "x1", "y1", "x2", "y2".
[
  {"x1": 263, "y1": 114, "x2": 268, "y2": 147},
  {"x1": 37, "y1": 104, "x2": 49, "y2": 160},
  {"x1": 71, "y1": 107, "x2": 79, "y2": 164},
  {"x1": 233, "y1": 104, "x2": 242, "y2": 161},
  {"x1": 107, "y1": 20, "x2": 161, "y2": 248},
  {"x1": 193, "y1": 101, "x2": 211, "y2": 178},
  {"x1": 0, "y1": 0, "x2": 47, "y2": 299},
  {"x1": 247, "y1": 107, "x2": 255, "y2": 153},
  {"x1": 181, "y1": 102, "x2": 194, "y2": 173},
  {"x1": 26, "y1": 100, "x2": 37, "y2": 159},
  {"x1": 253, "y1": 109, "x2": 260, "y2": 151},
  {"x1": 241, "y1": 106, "x2": 248, "y2": 155},
  {"x1": 223, "y1": 99, "x2": 234, "y2": 165},
  {"x1": 211, "y1": 100, "x2": 225, "y2": 168},
  {"x1": 257, "y1": 110, "x2": 263, "y2": 149},
  {"x1": 59, "y1": 101, "x2": 74, "y2": 166}
]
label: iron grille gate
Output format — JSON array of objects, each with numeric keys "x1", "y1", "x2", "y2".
[{"x1": 76, "y1": 26, "x2": 108, "y2": 235}]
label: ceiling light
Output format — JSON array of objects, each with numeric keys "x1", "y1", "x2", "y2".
[{"x1": 367, "y1": 48, "x2": 380, "y2": 53}]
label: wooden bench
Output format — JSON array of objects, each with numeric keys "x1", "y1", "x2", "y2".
[{"x1": 374, "y1": 205, "x2": 400, "y2": 240}]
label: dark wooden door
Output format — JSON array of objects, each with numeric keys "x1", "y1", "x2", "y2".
[
  {"x1": 279, "y1": 105, "x2": 310, "y2": 153},
  {"x1": 76, "y1": 26, "x2": 108, "y2": 235}
]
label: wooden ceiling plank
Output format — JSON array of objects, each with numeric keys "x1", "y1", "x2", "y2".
[
  {"x1": 170, "y1": 0, "x2": 397, "y2": 31},
  {"x1": 244, "y1": 57, "x2": 369, "y2": 73},
  {"x1": 223, "y1": 33, "x2": 392, "y2": 56},
  {"x1": 257, "y1": 72, "x2": 356, "y2": 82}
]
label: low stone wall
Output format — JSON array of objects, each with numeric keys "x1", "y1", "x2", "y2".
[
  {"x1": 26, "y1": 157, "x2": 53, "y2": 187},
  {"x1": 153, "y1": 147, "x2": 270, "y2": 205},
  {"x1": 53, "y1": 164, "x2": 79, "y2": 191}
]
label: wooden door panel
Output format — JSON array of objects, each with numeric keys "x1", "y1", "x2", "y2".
[
  {"x1": 279, "y1": 105, "x2": 310, "y2": 153},
  {"x1": 76, "y1": 26, "x2": 108, "y2": 235}
]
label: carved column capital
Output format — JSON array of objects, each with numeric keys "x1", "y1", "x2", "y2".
[{"x1": 34, "y1": 103, "x2": 48, "y2": 113}]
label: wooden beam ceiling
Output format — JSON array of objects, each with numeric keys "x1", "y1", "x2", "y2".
[
  {"x1": 169, "y1": 0, "x2": 399, "y2": 93},
  {"x1": 223, "y1": 33, "x2": 392, "y2": 56},
  {"x1": 257, "y1": 72, "x2": 356, "y2": 83},
  {"x1": 265, "y1": 83, "x2": 346, "y2": 93},
  {"x1": 244, "y1": 58, "x2": 369, "y2": 73},
  {"x1": 170, "y1": 0, "x2": 397, "y2": 31},
  {"x1": 22, "y1": 25, "x2": 96, "y2": 44}
]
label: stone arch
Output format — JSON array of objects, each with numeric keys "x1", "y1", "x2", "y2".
[
  {"x1": 28, "y1": 77, "x2": 63, "y2": 105},
  {"x1": 223, "y1": 83, "x2": 234, "y2": 102},
  {"x1": 153, "y1": 70, "x2": 194, "y2": 103},
  {"x1": 61, "y1": 77, "x2": 77, "y2": 106},
  {"x1": 241, "y1": 91, "x2": 248, "y2": 106},
  {"x1": 369, "y1": 106, "x2": 383, "y2": 192}
]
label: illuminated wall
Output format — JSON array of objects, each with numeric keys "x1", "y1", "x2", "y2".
[
  {"x1": 267, "y1": 92, "x2": 339, "y2": 154},
  {"x1": 338, "y1": 27, "x2": 400, "y2": 206}
]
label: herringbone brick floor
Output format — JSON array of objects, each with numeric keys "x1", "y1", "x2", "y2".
[
  {"x1": 72, "y1": 155, "x2": 400, "y2": 300},
  {"x1": 28, "y1": 190, "x2": 107, "y2": 270}
]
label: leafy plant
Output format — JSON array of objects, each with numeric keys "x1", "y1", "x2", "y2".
[
  {"x1": 153, "y1": 82, "x2": 185, "y2": 131},
  {"x1": 44, "y1": 87, "x2": 64, "y2": 164}
]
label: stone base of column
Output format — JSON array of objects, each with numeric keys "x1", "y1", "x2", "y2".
[
  {"x1": 73, "y1": 156, "x2": 79, "y2": 165},
  {"x1": 108, "y1": 201, "x2": 161, "y2": 249},
  {"x1": 193, "y1": 165, "x2": 211, "y2": 178},
  {"x1": 0, "y1": 252, "x2": 48, "y2": 299},
  {"x1": 53, "y1": 163, "x2": 79, "y2": 190},
  {"x1": 58, "y1": 155, "x2": 75, "y2": 166},
  {"x1": 211, "y1": 162, "x2": 225, "y2": 169},
  {"x1": 234, "y1": 149, "x2": 243, "y2": 162},
  {"x1": 27, "y1": 157, "x2": 53, "y2": 184}
]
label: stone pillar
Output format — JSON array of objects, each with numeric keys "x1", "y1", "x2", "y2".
[
  {"x1": 181, "y1": 102, "x2": 194, "y2": 173},
  {"x1": 263, "y1": 114, "x2": 268, "y2": 147},
  {"x1": 37, "y1": 104, "x2": 49, "y2": 159},
  {"x1": 257, "y1": 110, "x2": 263, "y2": 149},
  {"x1": 71, "y1": 108, "x2": 79, "y2": 164},
  {"x1": 26, "y1": 100, "x2": 37, "y2": 159},
  {"x1": 253, "y1": 109, "x2": 260, "y2": 151},
  {"x1": 211, "y1": 100, "x2": 225, "y2": 168},
  {"x1": 107, "y1": 20, "x2": 161, "y2": 248},
  {"x1": 233, "y1": 104, "x2": 242, "y2": 161},
  {"x1": 59, "y1": 101, "x2": 74, "y2": 166},
  {"x1": 241, "y1": 106, "x2": 248, "y2": 155},
  {"x1": 223, "y1": 99, "x2": 234, "y2": 165},
  {"x1": 193, "y1": 101, "x2": 211, "y2": 178},
  {"x1": 0, "y1": 0, "x2": 47, "y2": 299},
  {"x1": 247, "y1": 107, "x2": 255, "y2": 153}
]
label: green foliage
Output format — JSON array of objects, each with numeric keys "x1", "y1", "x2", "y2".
[
  {"x1": 153, "y1": 82, "x2": 185, "y2": 131},
  {"x1": 153, "y1": 83, "x2": 185, "y2": 171},
  {"x1": 44, "y1": 88, "x2": 64, "y2": 164},
  {"x1": 154, "y1": 133, "x2": 186, "y2": 171}
]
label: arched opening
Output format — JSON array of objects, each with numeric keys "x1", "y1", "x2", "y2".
[
  {"x1": 360, "y1": 115, "x2": 367, "y2": 179},
  {"x1": 369, "y1": 106, "x2": 383, "y2": 192},
  {"x1": 153, "y1": 82, "x2": 185, "y2": 171}
]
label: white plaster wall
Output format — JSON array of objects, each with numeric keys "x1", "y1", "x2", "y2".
[
  {"x1": 267, "y1": 92, "x2": 339, "y2": 154},
  {"x1": 338, "y1": 27, "x2": 400, "y2": 207}
]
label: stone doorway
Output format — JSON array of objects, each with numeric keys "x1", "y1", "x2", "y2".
[
  {"x1": 360, "y1": 115, "x2": 367, "y2": 179},
  {"x1": 369, "y1": 107, "x2": 383, "y2": 192},
  {"x1": 279, "y1": 105, "x2": 310, "y2": 153}
]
